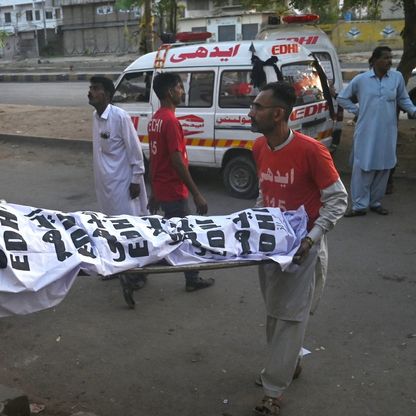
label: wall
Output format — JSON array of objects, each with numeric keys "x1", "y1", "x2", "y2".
[
  {"x1": 320, "y1": 20, "x2": 404, "y2": 53},
  {"x1": 60, "y1": 2, "x2": 140, "y2": 55}
]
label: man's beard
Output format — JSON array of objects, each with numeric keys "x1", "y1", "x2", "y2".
[{"x1": 250, "y1": 120, "x2": 259, "y2": 133}]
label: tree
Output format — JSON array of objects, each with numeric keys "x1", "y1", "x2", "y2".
[
  {"x1": 395, "y1": 0, "x2": 416, "y2": 84},
  {"x1": 116, "y1": 0, "x2": 178, "y2": 54},
  {"x1": 122, "y1": 0, "x2": 415, "y2": 82},
  {"x1": 0, "y1": 31, "x2": 9, "y2": 48},
  {"x1": 240, "y1": 0, "x2": 415, "y2": 84},
  {"x1": 341, "y1": 0, "x2": 415, "y2": 83}
]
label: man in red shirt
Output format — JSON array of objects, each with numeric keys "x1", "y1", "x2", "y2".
[
  {"x1": 249, "y1": 82, "x2": 347, "y2": 415},
  {"x1": 147, "y1": 72, "x2": 214, "y2": 292}
]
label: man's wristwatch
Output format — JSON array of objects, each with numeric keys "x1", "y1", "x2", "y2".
[{"x1": 304, "y1": 236, "x2": 314, "y2": 248}]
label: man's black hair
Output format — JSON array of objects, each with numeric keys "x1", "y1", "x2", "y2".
[
  {"x1": 90, "y1": 76, "x2": 115, "y2": 99},
  {"x1": 261, "y1": 81, "x2": 297, "y2": 121},
  {"x1": 153, "y1": 72, "x2": 182, "y2": 100},
  {"x1": 368, "y1": 46, "x2": 392, "y2": 67}
]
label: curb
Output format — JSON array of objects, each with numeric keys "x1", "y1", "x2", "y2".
[
  {"x1": 0, "y1": 133, "x2": 92, "y2": 149},
  {"x1": 0, "y1": 70, "x2": 363, "y2": 83}
]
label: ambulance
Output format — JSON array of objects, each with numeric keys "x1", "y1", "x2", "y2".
[
  {"x1": 256, "y1": 14, "x2": 344, "y2": 147},
  {"x1": 113, "y1": 32, "x2": 337, "y2": 199}
]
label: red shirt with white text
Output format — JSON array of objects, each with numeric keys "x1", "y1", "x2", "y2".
[
  {"x1": 252, "y1": 131, "x2": 339, "y2": 231},
  {"x1": 148, "y1": 107, "x2": 189, "y2": 201}
]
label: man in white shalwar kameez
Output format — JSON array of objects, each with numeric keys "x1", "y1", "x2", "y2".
[{"x1": 88, "y1": 76, "x2": 148, "y2": 308}]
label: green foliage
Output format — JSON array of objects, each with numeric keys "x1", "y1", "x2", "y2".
[
  {"x1": 341, "y1": 0, "x2": 383, "y2": 19},
  {"x1": 213, "y1": 0, "x2": 340, "y2": 22},
  {"x1": 0, "y1": 31, "x2": 9, "y2": 48},
  {"x1": 115, "y1": 0, "x2": 141, "y2": 10}
]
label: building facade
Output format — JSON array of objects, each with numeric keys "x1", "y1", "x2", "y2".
[
  {"x1": 0, "y1": 0, "x2": 63, "y2": 58},
  {"x1": 55, "y1": 0, "x2": 141, "y2": 56},
  {"x1": 178, "y1": 0, "x2": 277, "y2": 42}
]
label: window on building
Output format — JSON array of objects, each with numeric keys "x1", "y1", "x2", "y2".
[
  {"x1": 55, "y1": 8, "x2": 61, "y2": 19},
  {"x1": 219, "y1": 70, "x2": 258, "y2": 108},
  {"x1": 35, "y1": 10, "x2": 41, "y2": 20},
  {"x1": 5, "y1": 12, "x2": 12, "y2": 24},
  {"x1": 175, "y1": 71, "x2": 215, "y2": 108},
  {"x1": 242, "y1": 23, "x2": 258, "y2": 40},
  {"x1": 113, "y1": 71, "x2": 154, "y2": 104},
  {"x1": 187, "y1": 0, "x2": 209, "y2": 11},
  {"x1": 218, "y1": 25, "x2": 235, "y2": 42},
  {"x1": 45, "y1": 10, "x2": 53, "y2": 19},
  {"x1": 96, "y1": 6, "x2": 113, "y2": 15},
  {"x1": 26, "y1": 10, "x2": 33, "y2": 21},
  {"x1": 191, "y1": 26, "x2": 207, "y2": 33}
]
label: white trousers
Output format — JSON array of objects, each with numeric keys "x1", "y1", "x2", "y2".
[
  {"x1": 261, "y1": 315, "x2": 310, "y2": 398},
  {"x1": 259, "y1": 240, "x2": 324, "y2": 398}
]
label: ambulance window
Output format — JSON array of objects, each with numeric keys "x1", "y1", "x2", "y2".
[
  {"x1": 313, "y1": 52, "x2": 334, "y2": 82},
  {"x1": 113, "y1": 71, "x2": 153, "y2": 103},
  {"x1": 175, "y1": 71, "x2": 214, "y2": 108},
  {"x1": 219, "y1": 70, "x2": 257, "y2": 108},
  {"x1": 281, "y1": 63, "x2": 324, "y2": 106}
]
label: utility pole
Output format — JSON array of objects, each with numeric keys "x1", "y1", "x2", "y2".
[{"x1": 43, "y1": 0, "x2": 48, "y2": 46}]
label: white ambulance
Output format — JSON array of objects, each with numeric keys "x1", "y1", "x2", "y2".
[
  {"x1": 256, "y1": 14, "x2": 344, "y2": 147},
  {"x1": 113, "y1": 32, "x2": 337, "y2": 199}
]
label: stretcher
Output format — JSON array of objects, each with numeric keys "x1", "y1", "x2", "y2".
[
  {"x1": 122, "y1": 258, "x2": 275, "y2": 275},
  {"x1": 118, "y1": 259, "x2": 276, "y2": 308}
]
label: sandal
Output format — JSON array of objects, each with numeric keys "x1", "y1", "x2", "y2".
[
  {"x1": 370, "y1": 206, "x2": 389, "y2": 215},
  {"x1": 253, "y1": 396, "x2": 282, "y2": 415}
]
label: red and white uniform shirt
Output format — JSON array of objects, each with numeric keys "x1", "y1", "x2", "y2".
[
  {"x1": 252, "y1": 131, "x2": 339, "y2": 231},
  {"x1": 148, "y1": 107, "x2": 189, "y2": 202}
]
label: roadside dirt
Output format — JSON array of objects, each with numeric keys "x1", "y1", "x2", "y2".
[
  {"x1": 0, "y1": 103, "x2": 415, "y2": 176},
  {"x1": 0, "y1": 104, "x2": 92, "y2": 141}
]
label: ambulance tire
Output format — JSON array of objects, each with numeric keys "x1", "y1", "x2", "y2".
[{"x1": 223, "y1": 156, "x2": 258, "y2": 199}]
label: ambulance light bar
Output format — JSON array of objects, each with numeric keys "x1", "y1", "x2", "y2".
[
  {"x1": 175, "y1": 32, "x2": 212, "y2": 43},
  {"x1": 281, "y1": 14, "x2": 320, "y2": 24}
]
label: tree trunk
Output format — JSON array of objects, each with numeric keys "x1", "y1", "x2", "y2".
[
  {"x1": 145, "y1": 0, "x2": 153, "y2": 52},
  {"x1": 396, "y1": 0, "x2": 416, "y2": 84}
]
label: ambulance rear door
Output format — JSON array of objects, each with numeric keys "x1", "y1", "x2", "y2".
[{"x1": 281, "y1": 60, "x2": 334, "y2": 144}]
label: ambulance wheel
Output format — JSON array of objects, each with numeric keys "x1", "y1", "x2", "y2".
[{"x1": 223, "y1": 156, "x2": 258, "y2": 199}]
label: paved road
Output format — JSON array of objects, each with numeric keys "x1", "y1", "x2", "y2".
[
  {"x1": 0, "y1": 137, "x2": 415, "y2": 416},
  {"x1": 0, "y1": 82, "x2": 89, "y2": 107}
]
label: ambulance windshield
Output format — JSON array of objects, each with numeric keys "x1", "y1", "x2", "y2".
[{"x1": 113, "y1": 71, "x2": 153, "y2": 103}]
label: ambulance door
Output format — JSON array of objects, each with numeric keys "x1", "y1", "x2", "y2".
[
  {"x1": 281, "y1": 61, "x2": 334, "y2": 146},
  {"x1": 215, "y1": 67, "x2": 260, "y2": 199},
  {"x1": 171, "y1": 69, "x2": 217, "y2": 166},
  {"x1": 113, "y1": 70, "x2": 154, "y2": 159}
]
